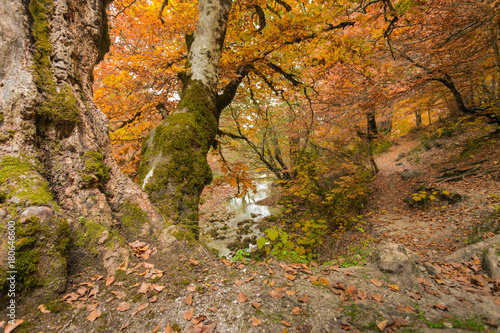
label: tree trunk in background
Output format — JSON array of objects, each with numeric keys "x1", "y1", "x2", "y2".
[
  {"x1": 366, "y1": 111, "x2": 378, "y2": 141},
  {"x1": 0, "y1": 0, "x2": 162, "y2": 301},
  {"x1": 139, "y1": 0, "x2": 233, "y2": 236},
  {"x1": 415, "y1": 110, "x2": 422, "y2": 127}
]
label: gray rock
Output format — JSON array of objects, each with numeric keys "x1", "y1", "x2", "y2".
[
  {"x1": 423, "y1": 261, "x2": 442, "y2": 277},
  {"x1": 376, "y1": 242, "x2": 421, "y2": 274},
  {"x1": 482, "y1": 246, "x2": 500, "y2": 280},
  {"x1": 20, "y1": 206, "x2": 53, "y2": 222},
  {"x1": 446, "y1": 234, "x2": 500, "y2": 262},
  {"x1": 400, "y1": 169, "x2": 427, "y2": 180}
]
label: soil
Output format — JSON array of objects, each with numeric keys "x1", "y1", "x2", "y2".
[{"x1": 2, "y1": 119, "x2": 500, "y2": 333}]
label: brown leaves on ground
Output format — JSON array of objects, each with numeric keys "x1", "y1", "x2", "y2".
[
  {"x1": 377, "y1": 320, "x2": 388, "y2": 331},
  {"x1": 251, "y1": 317, "x2": 261, "y2": 326},
  {"x1": 388, "y1": 284, "x2": 400, "y2": 291},
  {"x1": 117, "y1": 302, "x2": 130, "y2": 312},
  {"x1": 37, "y1": 304, "x2": 51, "y2": 314},
  {"x1": 370, "y1": 279, "x2": 383, "y2": 287},
  {"x1": 86, "y1": 309, "x2": 102, "y2": 322},
  {"x1": 184, "y1": 307, "x2": 194, "y2": 321},
  {"x1": 185, "y1": 295, "x2": 193, "y2": 305},
  {"x1": 234, "y1": 279, "x2": 243, "y2": 286},
  {"x1": 285, "y1": 273, "x2": 297, "y2": 281},
  {"x1": 318, "y1": 277, "x2": 330, "y2": 286},
  {"x1": 292, "y1": 306, "x2": 302, "y2": 315},
  {"x1": 269, "y1": 289, "x2": 285, "y2": 299},
  {"x1": 298, "y1": 293, "x2": 310, "y2": 303},
  {"x1": 238, "y1": 292, "x2": 247, "y2": 303},
  {"x1": 106, "y1": 275, "x2": 115, "y2": 287},
  {"x1": 132, "y1": 303, "x2": 149, "y2": 316},
  {"x1": 252, "y1": 302, "x2": 262, "y2": 308},
  {"x1": 4, "y1": 319, "x2": 23, "y2": 333}
]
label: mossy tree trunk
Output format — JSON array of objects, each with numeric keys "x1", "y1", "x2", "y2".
[
  {"x1": 139, "y1": 0, "x2": 233, "y2": 236},
  {"x1": 0, "y1": 0, "x2": 163, "y2": 302}
]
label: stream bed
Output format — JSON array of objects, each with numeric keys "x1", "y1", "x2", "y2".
[{"x1": 200, "y1": 180, "x2": 279, "y2": 258}]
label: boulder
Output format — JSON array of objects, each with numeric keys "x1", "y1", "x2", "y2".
[
  {"x1": 400, "y1": 169, "x2": 427, "y2": 180},
  {"x1": 19, "y1": 206, "x2": 53, "y2": 222},
  {"x1": 375, "y1": 242, "x2": 421, "y2": 274}
]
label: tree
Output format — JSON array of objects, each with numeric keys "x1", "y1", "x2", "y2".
[{"x1": 0, "y1": 0, "x2": 163, "y2": 299}]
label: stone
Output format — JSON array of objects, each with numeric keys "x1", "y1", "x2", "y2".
[
  {"x1": 97, "y1": 230, "x2": 109, "y2": 245},
  {"x1": 400, "y1": 169, "x2": 427, "y2": 180},
  {"x1": 482, "y1": 247, "x2": 500, "y2": 280},
  {"x1": 423, "y1": 262, "x2": 442, "y2": 277},
  {"x1": 102, "y1": 245, "x2": 129, "y2": 275},
  {"x1": 20, "y1": 206, "x2": 53, "y2": 222},
  {"x1": 376, "y1": 242, "x2": 420, "y2": 274}
]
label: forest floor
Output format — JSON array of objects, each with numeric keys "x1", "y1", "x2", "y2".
[{"x1": 2, "y1": 119, "x2": 500, "y2": 333}]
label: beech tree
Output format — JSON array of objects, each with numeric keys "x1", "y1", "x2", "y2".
[{"x1": 0, "y1": 0, "x2": 164, "y2": 299}]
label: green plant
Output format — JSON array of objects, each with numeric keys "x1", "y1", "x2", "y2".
[
  {"x1": 232, "y1": 248, "x2": 250, "y2": 262},
  {"x1": 451, "y1": 316, "x2": 485, "y2": 331},
  {"x1": 338, "y1": 238, "x2": 374, "y2": 267}
]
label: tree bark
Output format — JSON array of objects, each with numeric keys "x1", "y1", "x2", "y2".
[
  {"x1": 366, "y1": 111, "x2": 378, "y2": 141},
  {"x1": 0, "y1": 0, "x2": 162, "y2": 300},
  {"x1": 139, "y1": 0, "x2": 233, "y2": 235}
]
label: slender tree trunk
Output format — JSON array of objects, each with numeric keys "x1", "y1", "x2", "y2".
[
  {"x1": 0, "y1": 0, "x2": 162, "y2": 301},
  {"x1": 139, "y1": 0, "x2": 233, "y2": 236},
  {"x1": 366, "y1": 111, "x2": 378, "y2": 141},
  {"x1": 415, "y1": 110, "x2": 422, "y2": 127},
  {"x1": 435, "y1": 75, "x2": 472, "y2": 114}
]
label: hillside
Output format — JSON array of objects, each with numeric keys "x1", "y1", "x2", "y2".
[{"x1": 2, "y1": 118, "x2": 499, "y2": 333}]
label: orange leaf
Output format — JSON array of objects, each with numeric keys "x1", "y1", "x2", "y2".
[
  {"x1": 377, "y1": 320, "x2": 388, "y2": 331},
  {"x1": 252, "y1": 302, "x2": 262, "y2": 308},
  {"x1": 370, "y1": 279, "x2": 383, "y2": 287},
  {"x1": 319, "y1": 277, "x2": 330, "y2": 286},
  {"x1": 117, "y1": 302, "x2": 130, "y2": 312},
  {"x1": 185, "y1": 295, "x2": 193, "y2": 306},
  {"x1": 4, "y1": 319, "x2": 23, "y2": 333},
  {"x1": 238, "y1": 292, "x2": 247, "y2": 303},
  {"x1": 388, "y1": 284, "x2": 400, "y2": 291},
  {"x1": 292, "y1": 306, "x2": 302, "y2": 315},
  {"x1": 251, "y1": 317, "x2": 261, "y2": 327},
  {"x1": 86, "y1": 309, "x2": 102, "y2": 322},
  {"x1": 285, "y1": 273, "x2": 296, "y2": 281},
  {"x1": 282, "y1": 320, "x2": 291, "y2": 327},
  {"x1": 184, "y1": 307, "x2": 194, "y2": 321},
  {"x1": 235, "y1": 279, "x2": 243, "y2": 286},
  {"x1": 106, "y1": 275, "x2": 116, "y2": 287}
]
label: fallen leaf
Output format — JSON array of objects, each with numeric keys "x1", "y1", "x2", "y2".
[
  {"x1": 309, "y1": 275, "x2": 319, "y2": 283},
  {"x1": 150, "y1": 295, "x2": 158, "y2": 303},
  {"x1": 286, "y1": 290, "x2": 296, "y2": 296},
  {"x1": 346, "y1": 285, "x2": 357, "y2": 298},
  {"x1": 297, "y1": 324, "x2": 313, "y2": 332},
  {"x1": 251, "y1": 317, "x2": 261, "y2": 327},
  {"x1": 245, "y1": 276, "x2": 254, "y2": 283},
  {"x1": 164, "y1": 323, "x2": 173, "y2": 333},
  {"x1": 138, "y1": 282, "x2": 150, "y2": 294},
  {"x1": 153, "y1": 325, "x2": 161, "y2": 333},
  {"x1": 388, "y1": 284, "x2": 400, "y2": 291},
  {"x1": 339, "y1": 323, "x2": 351, "y2": 330},
  {"x1": 106, "y1": 275, "x2": 116, "y2": 287},
  {"x1": 343, "y1": 271, "x2": 354, "y2": 276},
  {"x1": 370, "y1": 294, "x2": 383, "y2": 303},
  {"x1": 238, "y1": 292, "x2": 247, "y2": 303},
  {"x1": 117, "y1": 302, "x2": 130, "y2": 312},
  {"x1": 209, "y1": 307, "x2": 218, "y2": 312},
  {"x1": 436, "y1": 303, "x2": 447, "y2": 311},
  {"x1": 185, "y1": 295, "x2": 193, "y2": 305},
  {"x1": 121, "y1": 323, "x2": 130, "y2": 330},
  {"x1": 292, "y1": 306, "x2": 302, "y2": 315},
  {"x1": 111, "y1": 290, "x2": 127, "y2": 299},
  {"x1": 282, "y1": 320, "x2": 291, "y2": 327},
  {"x1": 4, "y1": 319, "x2": 23, "y2": 333},
  {"x1": 319, "y1": 277, "x2": 330, "y2": 286},
  {"x1": 77, "y1": 287, "x2": 87, "y2": 296},
  {"x1": 86, "y1": 303, "x2": 99, "y2": 312},
  {"x1": 269, "y1": 280, "x2": 276, "y2": 287},
  {"x1": 370, "y1": 279, "x2": 383, "y2": 287},
  {"x1": 38, "y1": 304, "x2": 51, "y2": 314},
  {"x1": 235, "y1": 279, "x2": 243, "y2": 286},
  {"x1": 331, "y1": 282, "x2": 345, "y2": 290},
  {"x1": 298, "y1": 293, "x2": 310, "y2": 303},
  {"x1": 184, "y1": 308, "x2": 194, "y2": 321},
  {"x1": 377, "y1": 320, "x2": 388, "y2": 331},
  {"x1": 269, "y1": 290, "x2": 285, "y2": 299},
  {"x1": 153, "y1": 285, "x2": 165, "y2": 292},
  {"x1": 86, "y1": 309, "x2": 102, "y2": 322},
  {"x1": 397, "y1": 305, "x2": 416, "y2": 313},
  {"x1": 132, "y1": 303, "x2": 149, "y2": 316},
  {"x1": 193, "y1": 315, "x2": 207, "y2": 325},
  {"x1": 285, "y1": 273, "x2": 296, "y2": 281},
  {"x1": 252, "y1": 302, "x2": 262, "y2": 308},
  {"x1": 187, "y1": 286, "x2": 196, "y2": 292},
  {"x1": 406, "y1": 291, "x2": 422, "y2": 300}
]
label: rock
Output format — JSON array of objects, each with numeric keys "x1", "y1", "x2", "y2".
[
  {"x1": 375, "y1": 242, "x2": 421, "y2": 274},
  {"x1": 0, "y1": 208, "x2": 6, "y2": 219},
  {"x1": 482, "y1": 247, "x2": 500, "y2": 280},
  {"x1": 400, "y1": 169, "x2": 427, "y2": 180},
  {"x1": 157, "y1": 225, "x2": 185, "y2": 250},
  {"x1": 19, "y1": 206, "x2": 53, "y2": 222},
  {"x1": 446, "y1": 234, "x2": 500, "y2": 262},
  {"x1": 395, "y1": 152, "x2": 406, "y2": 161},
  {"x1": 97, "y1": 230, "x2": 109, "y2": 245},
  {"x1": 423, "y1": 262, "x2": 442, "y2": 277},
  {"x1": 102, "y1": 245, "x2": 129, "y2": 275}
]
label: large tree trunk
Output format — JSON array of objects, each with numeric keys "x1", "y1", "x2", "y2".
[
  {"x1": 0, "y1": 0, "x2": 162, "y2": 301},
  {"x1": 139, "y1": 0, "x2": 233, "y2": 236}
]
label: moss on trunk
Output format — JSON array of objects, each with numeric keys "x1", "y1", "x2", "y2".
[{"x1": 139, "y1": 80, "x2": 217, "y2": 235}]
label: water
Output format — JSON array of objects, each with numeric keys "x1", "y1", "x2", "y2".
[{"x1": 201, "y1": 180, "x2": 278, "y2": 258}]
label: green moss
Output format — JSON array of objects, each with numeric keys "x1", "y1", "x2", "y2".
[
  {"x1": 29, "y1": 0, "x2": 80, "y2": 132},
  {"x1": 139, "y1": 80, "x2": 217, "y2": 234},
  {"x1": 120, "y1": 200, "x2": 148, "y2": 233},
  {"x1": 75, "y1": 217, "x2": 106, "y2": 254},
  {"x1": 81, "y1": 150, "x2": 110, "y2": 187},
  {"x1": 0, "y1": 156, "x2": 55, "y2": 206},
  {"x1": 0, "y1": 112, "x2": 4, "y2": 123}
]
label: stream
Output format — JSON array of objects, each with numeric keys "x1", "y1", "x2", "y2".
[{"x1": 200, "y1": 179, "x2": 279, "y2": 259}]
